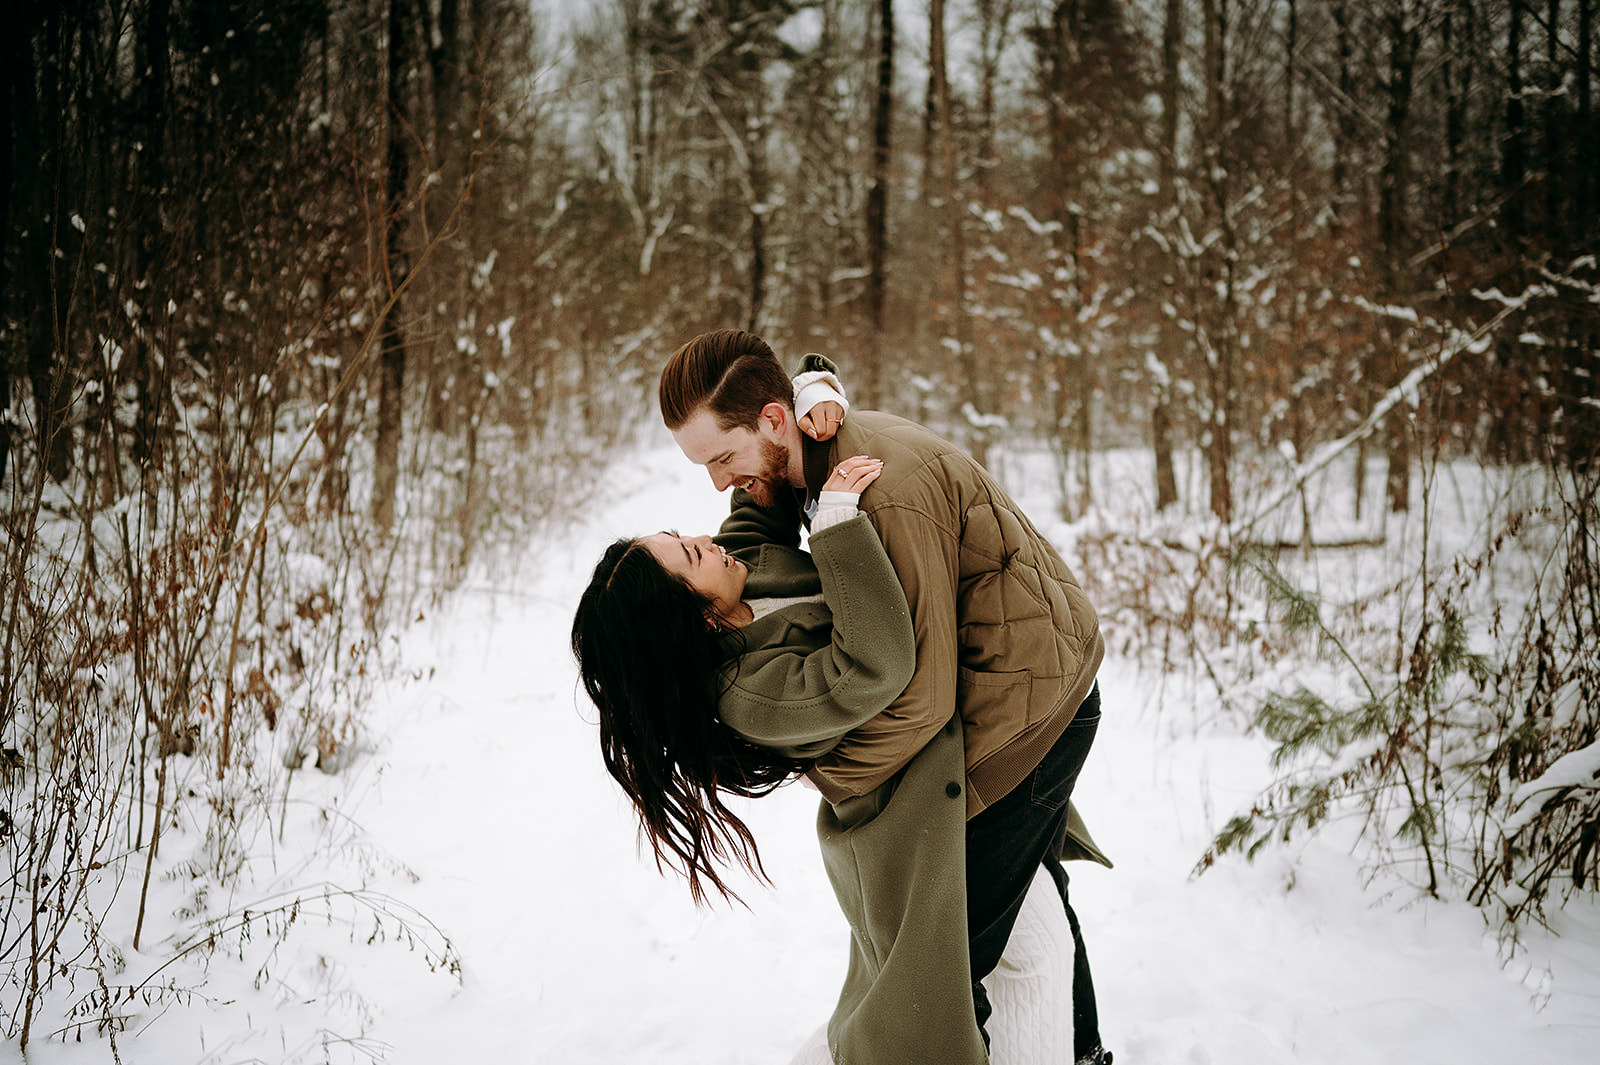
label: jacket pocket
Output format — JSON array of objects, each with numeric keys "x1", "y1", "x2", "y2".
[
  {"x1": 826, "y1": 774, "x2": 900, "y2": 832},
  {"x1": 955, "y1": 666, "x2": 1034, "y2": 733}
]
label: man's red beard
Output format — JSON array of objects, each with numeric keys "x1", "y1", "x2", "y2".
[{"x1": 741, "y1": 437, "x2": 792, "y2": 506}]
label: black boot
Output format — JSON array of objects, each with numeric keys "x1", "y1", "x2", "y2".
[{"x1": 1075, "y1": 1045, "x2": 1113, "y2": 1065}]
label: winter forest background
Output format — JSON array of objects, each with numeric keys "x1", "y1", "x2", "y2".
[{"x1": 2, "y1": 0, "x2": 1596, "y2": 1058}]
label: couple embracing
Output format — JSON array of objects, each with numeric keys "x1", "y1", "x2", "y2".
[{"x1": 572, "y1": 329, "x2": 1114, "y2": 1065}]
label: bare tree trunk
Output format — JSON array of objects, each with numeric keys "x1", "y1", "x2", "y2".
[
  {"x1": 1286, "y1": 0, "x2": 1314, "y2": 552},
  {"x1": 1159, "y1": 0, "x2": 1181, "y2": 210},
  {"x1": 1331, "y1": 0, "x2": 1368, "y2": 518},
  {"x1": 1033, "y1": 2, "x2": 1092, "y2": 508},
  {"x1": 974, "y1": 0, "x2": 1015, "y2": 199},
  {"x1": 422, "y1": 0, "x2": 464, "y2": 439},
  {"x1": 373, "y1": 0, "x2": 413, "y2": 533},
  {"x1": 1203, "y1": 0, "x2": 1222, "y2": 139},
  {"x1": 1205, "y1": 324, "x2": 1235, "y2": 524},
  {"x1": 1331, "y1": 0, "x2": 1355, "y2": 217},
  {"x1": 429, "y1": 0, "x2": 463, "y2": 167},
  {"x1": 1202, "y1": 0, "x2": 1233, "y2": 522},
  {"x1": 1504, "y1": 0, "x2": 1528, "y2": 253},
  {"x1": 314, "y1": 11, "x2": 349, "y2": 515},
  {"x1": 22, "y1": 254, "x2": 60, "y2": 489},
  {"x1": 930, "y1": 0, "x2": 982, "y2": 464},
  {"x1": 1151, "y1": 0, "x2": 1182, "y2": 512},
  {"x1": 747, "y1": 109, "x2": 768, "y2": 333},
  {"x1": 131, "y1": 0, "x2": 172, "y2": 478},
  {"x1": 1072, "y1": 216, "x2": 1094, "y2": 510},
  {"x1": 922, "y1": 11, "x2": 937, "y2": 195},
  {"x1": 21, "y1": 4, "x2": 71, "y2": 484},
  {"x1": 1581, "y1": 0, "x2": 1595, "y2": 238},
  {"x1": 1285, "y1": 0, "x2": 1297, "y2": 158},
  {"x1": 865, "y1": 0, "x2": 893, "y2": 405},
  {"x1": 1486, "y1": 0, "x2": 1534, "y2": 465},
  {"x1": 0, "y1": 0, "x2": 14, "y2": 486},
  {"x1": 1442, "y1": 2, "x2": 1465, "y2": 221},
  {"x1": 1379, "y1": 0, "x2": 1418, "y2": 513},
  {"x1": 1545, "y1": 0, "x2": 1562, "y2": 242},
  {"x1": 1567, "y1": 0, "x2": 1597, "y2": 470}
]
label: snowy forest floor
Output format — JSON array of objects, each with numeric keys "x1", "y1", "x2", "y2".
[{"x1": 6, "y1": 435, "x2": 1599, "y2": 1065}]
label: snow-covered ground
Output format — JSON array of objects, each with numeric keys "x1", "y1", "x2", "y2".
[{"x1": 7, "y1": 433, "x2": 1597, "y2": 1065}]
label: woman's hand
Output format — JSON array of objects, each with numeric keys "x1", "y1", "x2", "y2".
[
  {"x1": 799, "y1": 400, "x2": 845, "y2": 441},
  {"x1": 823, "y1": 455, "x2": 884, "y2": 494}
]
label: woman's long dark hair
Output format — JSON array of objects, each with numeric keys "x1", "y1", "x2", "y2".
[{"x1": 571, "y1": 537, "x2": 805, "y2": 905}]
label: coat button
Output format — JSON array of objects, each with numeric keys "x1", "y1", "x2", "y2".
[{"x1": 946, "y1": 782, "x2": 961, "y2": 799}]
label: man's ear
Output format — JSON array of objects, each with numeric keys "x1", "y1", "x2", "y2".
[{"x1": 758, "y1": 401, "x2": 790, "y2": 437}]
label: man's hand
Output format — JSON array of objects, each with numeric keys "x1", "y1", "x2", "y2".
[{"x1": 799, "y1": 400, "x2": 845, "y2": 442}]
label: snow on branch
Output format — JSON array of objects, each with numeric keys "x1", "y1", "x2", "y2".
[
  {"x1": 1469, "y1": 283, "x2": 1559, "y2": 309},
  {"x1": 1350, "y1": 296, "x2": 1420, "y2": 324},
  {"x1": 1004, "y1": 205, "x2": 1061, "y2": 237},
  {"x1": 990, "y1": 270, "x2": 1044, "y2": 293},
  {"x1": 1502, "y1": 739, "x2": 1600, "y2": 839},
  {"x1": 962, "y1": 403, "x2": 1008, "y2": 431},
  {"x1": 1538, "y1": 260, "x2": 1600, "y2": 302},
  {"x1": 1226, "y1": 299, "x2": 1522, "y2": 543}
]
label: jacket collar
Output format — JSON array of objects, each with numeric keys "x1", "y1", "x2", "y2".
[
  {"x1": 737, "y1": 542, "x2": 822, "y2": 599},
  {"x1": 800, "y1": 432, "x2": 837, "y2": 519}
]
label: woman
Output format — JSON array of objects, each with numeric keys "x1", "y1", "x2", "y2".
[{"x1": 570, "y1": 454, "x2": 908, "y2": 904}]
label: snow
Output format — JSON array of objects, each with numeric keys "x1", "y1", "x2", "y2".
[
  {"x1": 1505, "y1": 740, "x2": 1600, "y2": 836},
  {"x1": 6, "y1": 434, "x2": 1598, "y2": 1065}
]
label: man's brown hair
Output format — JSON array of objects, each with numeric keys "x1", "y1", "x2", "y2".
[{"x1": 659, "y1": 329, "x2": 794, "y2": 431}]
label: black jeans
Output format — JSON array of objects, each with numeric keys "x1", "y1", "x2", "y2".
[{"x1": 966, "y1": 683, "x2": 1102, "y2": 1059}]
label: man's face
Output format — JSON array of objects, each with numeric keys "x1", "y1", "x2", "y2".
[{"x1": 672, "y1": 407, "x2": 794, "y2": 505}]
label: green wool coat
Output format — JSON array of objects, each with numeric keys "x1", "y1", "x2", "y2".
[{"x1": 715, "y1": 514, "x2": 1109, "y2": 1065}]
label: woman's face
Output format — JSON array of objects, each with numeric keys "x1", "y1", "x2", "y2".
[{"x1": 643, "y1": 533, "x2": 747, "y2": 620}]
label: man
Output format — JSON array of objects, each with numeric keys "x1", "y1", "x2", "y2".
[{"x1": 660, "y1": 329, "x2": 1113, "y2": 1065}]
